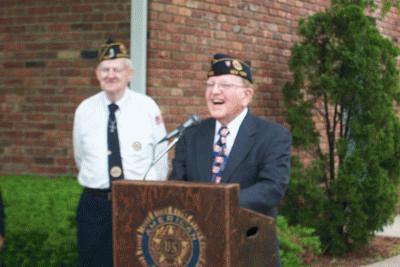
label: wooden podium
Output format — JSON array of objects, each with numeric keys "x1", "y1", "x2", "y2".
[{"x1": 112, "y1": 180, "x2": 277, "y2": 267}]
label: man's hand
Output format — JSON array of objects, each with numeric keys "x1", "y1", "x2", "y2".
[{"x1": 0, "y1": 235, "x2": 4, "y2": 250}]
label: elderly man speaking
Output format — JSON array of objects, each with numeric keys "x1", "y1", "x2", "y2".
[{"x1": 170, "y1": 53, "x2": 292, "y2": 266}]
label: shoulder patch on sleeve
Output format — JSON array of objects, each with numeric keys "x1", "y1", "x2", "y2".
[{"x1": 155, "y1": 114, "x2": 164, "y2": 125}]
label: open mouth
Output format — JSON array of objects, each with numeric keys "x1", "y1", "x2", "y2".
[{"x1": 212, "y1": 99, "x2": 225, "y2": 105}]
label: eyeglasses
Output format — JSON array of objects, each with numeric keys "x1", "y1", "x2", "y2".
[
  {"x1": 98, "y1": 67, "x2": 126, "y2": 74},
  {"x1": 205, "y1": 82, "x2": 246, "y2": 90}
]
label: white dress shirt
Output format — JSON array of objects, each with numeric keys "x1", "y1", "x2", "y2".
[
  {"x1": 214, "y1": 108, "x2": 248, "y2": 154},
  {"x1": 73, "y1": 89, "x2": 168, "y2": 189}
]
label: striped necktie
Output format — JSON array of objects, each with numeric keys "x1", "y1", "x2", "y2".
[{"x1": 211, "y1": 126, "x2": 229, "y2": 184}]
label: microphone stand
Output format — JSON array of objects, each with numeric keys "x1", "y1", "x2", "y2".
[{"x1": 142, "y1": 134, "x2": 181, "y2": 180}]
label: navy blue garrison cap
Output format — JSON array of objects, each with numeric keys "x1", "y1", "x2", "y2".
[{"x1": 207, "y1": 53, "x2": 253, "y2": 83}]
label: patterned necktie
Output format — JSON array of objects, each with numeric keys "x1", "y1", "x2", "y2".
[
  {"x1": 212, "y1": 126, "x2": 230, "y2": 184},
  {"x1": 108, "y1": 103, "x2": 124, "y2": 185}
]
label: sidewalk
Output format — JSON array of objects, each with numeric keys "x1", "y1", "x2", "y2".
[
  {"x1": 375, "y1": 215, "x2": 400, "y2": 238},
  {"x1": 362, "y1": 215, "x2": 400, "y2": 267}
]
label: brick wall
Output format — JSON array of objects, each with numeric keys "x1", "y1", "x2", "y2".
[
  {"x1": 0, "y1": 0, "x2": 131, "y2": 175},
  {"x1": 0, "y1": 0, "x2": 399, "y2": 177}
]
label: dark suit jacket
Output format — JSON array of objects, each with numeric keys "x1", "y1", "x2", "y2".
[{"x1": 170, "y1": 111, "x2": 292, "y2": 217}]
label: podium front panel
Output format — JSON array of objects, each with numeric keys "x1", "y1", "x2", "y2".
[{"x1": 113, "y1": 180, "x2": 239, "y2": 266}]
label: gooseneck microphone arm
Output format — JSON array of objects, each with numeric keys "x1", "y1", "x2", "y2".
[
  {"x1": 142, "y1": 133, "x2": 182, "y2": 180},
  {"x1": 142, "y1": 114, "x2": 201, "y2": 181},
  {"x1": 157, "y1": 115, "x2": 201, "y2": 144}
]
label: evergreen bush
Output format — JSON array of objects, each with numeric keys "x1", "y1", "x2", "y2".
[
  {"x1": 281, "y1": 0, "x2": 400, "y2": 255},
  {"x1": 278, "y1": 216, "x2": 321, "y2": 266}
]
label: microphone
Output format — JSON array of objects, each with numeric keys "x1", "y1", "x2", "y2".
[
  {"x1": 158, "y1": 115, "x2": 201, "y2": 144},
  {"x1": 143, "y1": 114, "x2": 201, "y2": 180}
]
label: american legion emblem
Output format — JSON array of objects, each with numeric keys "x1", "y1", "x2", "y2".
[{"x1": 137, "y1": 206, "x2": 206, "y2": 267}]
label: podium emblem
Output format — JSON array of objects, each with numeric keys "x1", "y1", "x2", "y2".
[{"x1": 137, "y1": 206, "x2": 206, "y2": 267}]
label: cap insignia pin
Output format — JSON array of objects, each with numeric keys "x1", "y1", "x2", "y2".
[{"x1": 232, "y1": 59, "x2": 243, "y2": 71}]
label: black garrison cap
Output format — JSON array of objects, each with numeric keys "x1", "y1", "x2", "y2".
[{"x1": 207, "y1": 53, "x2": 253, "y2": 83}]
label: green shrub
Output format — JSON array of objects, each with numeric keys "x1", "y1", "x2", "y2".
[
  {"x1": 278, "y1": 216, "x2": 321, "y2": 266},
  {"x1": 281, "y1": 1, "x2": 400, "y2": 255},
  {"x1": 0, "y1": 176, "x2": 81, "y2": 267}
]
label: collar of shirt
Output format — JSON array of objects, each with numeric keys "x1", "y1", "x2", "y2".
[
  {"x1": 214, "y1": 107, "x2": 248, "y2": 152},
  {"x1": 102, "y1": 88, "x2": 130, "y2": 116}
]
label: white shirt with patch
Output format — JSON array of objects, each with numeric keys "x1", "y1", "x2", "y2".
[{"x1": 73, "y1": 89, "x2": 168, "y2": 189}]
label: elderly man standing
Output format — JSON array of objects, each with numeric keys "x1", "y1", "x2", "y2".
[
  {"x1": 170, "y1": 53, "x2": 292, "y2": 266},
  {"x1": 73, "y1": 39, "x2": 168, "y2": 267}
]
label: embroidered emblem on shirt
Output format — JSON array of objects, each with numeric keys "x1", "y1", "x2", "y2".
[{"x1": 132, "y1": 141, "x2": 142, "y2": 151}]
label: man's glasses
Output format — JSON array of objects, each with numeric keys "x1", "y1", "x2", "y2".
[
  {"x1": 98, "y1": 67, "x2": 126, "y2": 74},
  {"x1": 206, "y1": 82, "x2": 246, "y2": 90}
]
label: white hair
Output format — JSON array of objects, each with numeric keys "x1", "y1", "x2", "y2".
[{"x1": 120, "y1": 58, "x2": 133, "y2": 71}]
